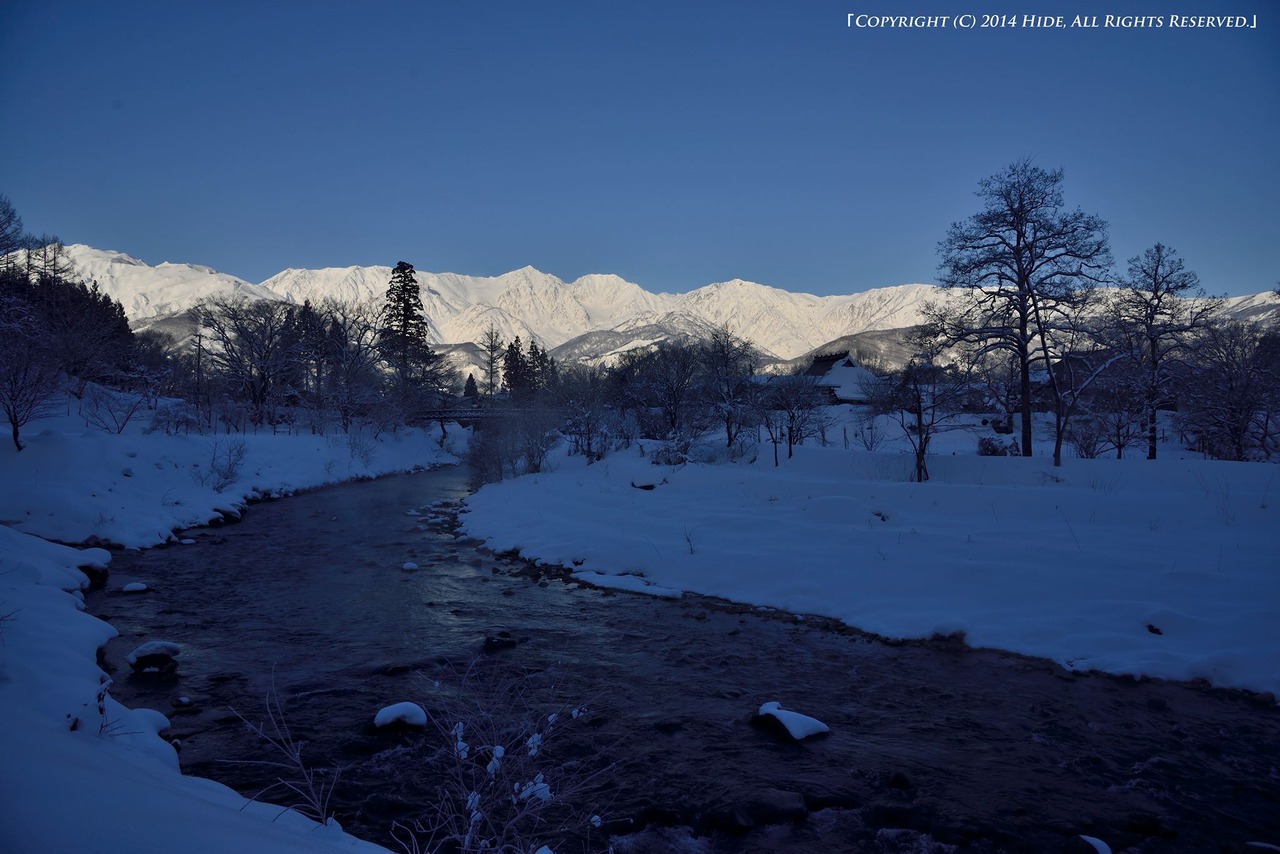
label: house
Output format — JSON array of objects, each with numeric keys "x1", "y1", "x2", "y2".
[{"x1": 804, "y1": 352, "x2": 879, "y2": 404}]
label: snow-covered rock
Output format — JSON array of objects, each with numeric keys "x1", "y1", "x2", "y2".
[
  {"x1": 127, "y1": 641, "x2": 181, "y2": 665},
  {"x1": 374, "y1": 702, "x2": 427, "y2": 728},
  {"x1": 127, "y1": 641, "x2": 182, "y2": 674},
  {"x1": 755, "y1": 701, "x2": 830, "y2": 740},
  {"x1": 121, "y1": 582, "x2": 149, "y2": 593}
]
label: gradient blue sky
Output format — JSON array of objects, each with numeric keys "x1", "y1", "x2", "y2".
[{"x1": 2, "y1": 0, "x2": 1276, "y2": 296}]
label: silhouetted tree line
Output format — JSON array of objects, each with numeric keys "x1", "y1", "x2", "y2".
[
  {"x1": 175, "y1": 261, "x2": 457, "y2": 436},
  {"x1": 3, "y1": 187, "x2": 1274, "y2": 464},
  {"x1": 1, "y1": 195, "x2": 460, "y2": 449},
  {"x1": 1, "y1": 195, "x2": 136, "y2": 449},
  {"x1": 926, "y1": 160, "x2": 1280, "y2": 464},
  {"x1": 466, "y1": 323, "x2": 836, "y2": 484}
]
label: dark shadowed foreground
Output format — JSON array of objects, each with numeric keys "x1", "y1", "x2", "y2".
[{"x1": 91, "y1": 468, "x2": 1279, "y2": 853}]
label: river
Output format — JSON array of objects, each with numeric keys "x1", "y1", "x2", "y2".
[{"x1": 88, "y1": 467, "x2": 1280, "y2": 853}]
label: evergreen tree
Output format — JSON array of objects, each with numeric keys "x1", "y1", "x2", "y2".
[
  {"x1": 503, "y1": 337, "x2": 529, "y2": 400},
  {"x1": 380, "y1": 261, "x2": 432, "y2": 383},
  {"x1": 463, "y1": 373, "x2": 479, "y2": 404},
  {"x1": 379, "y1": 261, "x2": 450, "y2": 422},
  {"x1": 527, "y1": 340, "x2": 549, "y2": 393}
]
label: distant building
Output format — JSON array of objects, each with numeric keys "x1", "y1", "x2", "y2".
[{"x1": 804, "y1": 352, "x2": 879, "y2": 404}]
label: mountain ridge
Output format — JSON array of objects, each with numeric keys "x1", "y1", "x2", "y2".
[{"x1": 39, "y1": 245, "x2": 1280, "y2": 372}]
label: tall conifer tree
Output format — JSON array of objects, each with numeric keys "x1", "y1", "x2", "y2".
[{"x1": 381, "y1": 261, "x2": 429, "y2": 382}]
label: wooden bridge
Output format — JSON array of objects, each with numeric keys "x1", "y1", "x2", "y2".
[
  {"x1": 422, "y1": 407, "x2": 545, "y2": 421},
  {"x1": 424, "y1": 408, "x2": 511, "y2": 421}
]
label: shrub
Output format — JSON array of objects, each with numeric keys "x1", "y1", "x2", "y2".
[
  {"x1": 977, "y1": 436, "x2": 1012, "y2": 456},
  {"x1": 392, "y1": 661, "x2": 615, "y2": 854},
  {"x1": 1067, "y1": 419, "x2": 1105, "y2": 459},
  {"x1": 146, "y1": 400, "x2": 200, "y2": 435},
  {"x1": 83, "y1": 385, "x2": 144, "y2": 434},
  {"x1": 231, "y1": 687, "x2": 341, "y2": 826},
  {"x1": 191, "y1": 437, "x2": 247, "y2": 492}
]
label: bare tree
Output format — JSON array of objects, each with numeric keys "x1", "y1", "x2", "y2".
[
  {"x1": 951, "y1": 341, "x2": 1018, "y2": 437},
  {"x1": 556, "y1": 365, "x2": 612, "y2": 462},
  {"x1": 0, "y1": 195, "x2": 27, "y2": 265},
  {"x1": 1178, "y1": 321, "x2": 1279, "y2": 461},
  {"x1": 322, "y1": 298, "x2": 385, "y2": 433},
  {"x1": 1083, "y1": 356, "x2": 1147, "y2": 459},
  {"x1": 700, "y1": 325, "x2": 757, "y2": 449},
  {"x1": 478, "y1": 323, "x2": 504, "y2": 402},
  {"x1": 867, "y1": 331, "x2": 971, "y2": 482},
  {"x1": 606, "y1": 349, "x2": 649, "y2": 446},
  {"x1": 20, "y1": 236, "x2": 75, "y2": 282},
  {"x1": 762, "y1": 374, "x2": 827, "y2": 464},
  {"x1": 128, "y1": 330, "x2": 179, "y2": 409},
  {"x1": 937, "y1": 159, "x2": 1111, "y2": 458},
  {"x1": 637, "y1": 343, "x2": 704, "y2": 437},
  {"x1": 1036, "y1": 290, "x2": 1127, "y2": 466},
  {"x1": 1109, "y1": 243, "x2": 1220, "y2": 459},
  {"x1": 0, "y1": 289, "x2": 61, "y2": 450},
  {"x1": 194, "y1": 296, "x2": 297, "y2": 428}
]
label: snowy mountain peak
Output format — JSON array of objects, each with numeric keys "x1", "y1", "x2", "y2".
[
  {"x1": 708, "y1": 278, "x2": 766, "y2": 289},
  {"x1": 60, "y1": 244, "x2": 268, "y2": 322},
  {"x1": 495, "y1": 265, "x2": 562, "y2": 286},
  {"x1": 695, "y1": 278, "x2": 775, "y2": 295},
  {"x1": 85, "y1": 247, "x2": 148, "y2": 267}
]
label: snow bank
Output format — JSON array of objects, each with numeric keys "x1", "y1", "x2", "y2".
[
  {"x1": 0, "y1": 526, "x2": 387, "y2": 853},
  {"x1": 0, "y1": 402, "x2": 463, "y2": 548},
  {"x1": 461, "y1": 441, "x2": 1280, "y2": 698},
  {"x1": 571, "y1": 570, "x2": 683, "y2": 599}
]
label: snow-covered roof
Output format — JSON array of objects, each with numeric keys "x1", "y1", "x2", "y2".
[{"x1": 812, "y1": 355, "x2": 878, "y2": 402}]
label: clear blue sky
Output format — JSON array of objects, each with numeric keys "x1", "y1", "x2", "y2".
[{"x1": 2, "y1": 0, "x2": 1276, "y2": 296}]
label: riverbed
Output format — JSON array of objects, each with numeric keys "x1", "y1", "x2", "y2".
[{"x1": 89, "y1": 467, "x2": 1280, "y2": 852}]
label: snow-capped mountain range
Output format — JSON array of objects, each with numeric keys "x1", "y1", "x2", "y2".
[
  {"x1": 52, "y1": 245, "x2": 1280, "y2": 367},
  {"x1": 55, "y1": 245, "x2": 943, "y2": 362}
]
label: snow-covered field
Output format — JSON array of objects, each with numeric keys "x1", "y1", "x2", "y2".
[
  {"x1": 461, "y1": 413, "x2": 1279, "y2": 699},
  {"x1": 1, "y1": 399, "x2": 461, "y2": 853}
]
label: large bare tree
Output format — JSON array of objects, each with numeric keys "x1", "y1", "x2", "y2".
[
  {"x1": 936, "y1": 159, "x2": 1111, "y2": 459},
  {"x1": 193, "y1": 296, "x2": 297, "y2": 428}
]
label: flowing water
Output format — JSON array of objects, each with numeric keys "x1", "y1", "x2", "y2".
[{"x1": 89, "y1": 467, "x2": 1280, "y2": 853}]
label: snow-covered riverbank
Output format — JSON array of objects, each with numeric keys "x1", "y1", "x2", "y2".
[
  {"x1": 461, "y1": 428, "x2": 1279, "y2": 700},
  {"x1": 1, "y1": 406, "x2": 462, "y2": 853}
]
